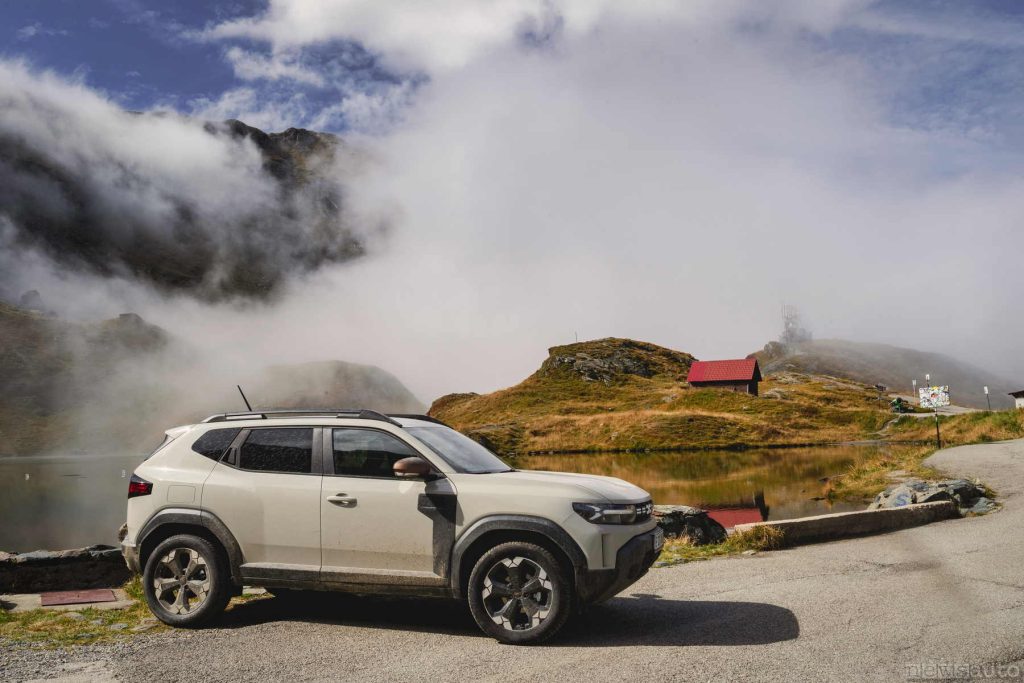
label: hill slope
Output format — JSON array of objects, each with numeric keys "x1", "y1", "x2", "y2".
[
  {"x1": 753, "y1": 339, "x2": 1016, "y2": 409},
  {"x1": 429, "y1": 337, "x2": 891, "y2": 456}
]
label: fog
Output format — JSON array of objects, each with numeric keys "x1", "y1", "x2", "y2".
[
  {"x1": 2, "y1": 0, "x2": 1023, "y2": 408},
  {"x1": 0, "y1": 61, "x2": 378, "y2": 302}
]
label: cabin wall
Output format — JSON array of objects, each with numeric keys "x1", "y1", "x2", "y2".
[{"x1": 690, "y1": 380, "x2": 759, "y2": 395}]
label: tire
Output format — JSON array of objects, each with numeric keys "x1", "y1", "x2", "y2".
[
  {"x1": 467, "y1": 541, "x2": 573, "y2": 645},
  {"x1": 142, "y1": 534, "x2": 231, "y2": 628}
]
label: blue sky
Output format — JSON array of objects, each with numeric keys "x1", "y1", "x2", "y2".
[
  {"x1": 0, "y1": 0, "x2": 409, "y2": 131},
  {"x1": 3, "y1": 0, "x2": 1024, "y2": 149}
]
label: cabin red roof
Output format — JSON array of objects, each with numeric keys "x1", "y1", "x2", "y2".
[{"x1": 687, "y1": 358, "x2": 761, "y2": 383}]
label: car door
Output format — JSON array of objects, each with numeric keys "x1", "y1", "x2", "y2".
[
  {"x1": 201, "y1": 426, "x2": 322, "y2": 581},
  {"x1": 320, "y1": 427, "x2": 443, "y2": 584}
]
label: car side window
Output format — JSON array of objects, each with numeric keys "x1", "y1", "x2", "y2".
[
  {"x1": 332, "y1": 429, "x2": 419, "y2": 478},
  {"x1": 191, "y1": 428, "x2": 240, "y2": 461},
  {"x1": 239, "y1": 428, "x2": 313, "y2": 474}
]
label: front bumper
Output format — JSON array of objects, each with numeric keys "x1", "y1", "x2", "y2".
[{"x1": 577, "y1": 527, "x2": 663, "y2": 604}]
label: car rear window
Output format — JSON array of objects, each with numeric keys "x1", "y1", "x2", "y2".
[
  {"x1": 239, "y1": 428, "x2": 313, "y2": 474},
  {"x1": 191, "y1": 428, "x2": 240, "y2": 461}
]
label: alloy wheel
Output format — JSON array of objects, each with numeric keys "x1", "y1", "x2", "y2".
[
  {"x1": 152, "y1": 547, "x2": 211, "y2": 615},
  {"x1": 481, "y1": 556, "x2": 554, "y2": 631}
]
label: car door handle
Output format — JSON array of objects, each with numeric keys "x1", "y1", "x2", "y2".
[{"x1": 327, "y1": 495, "x2": 357, "y2": 508}]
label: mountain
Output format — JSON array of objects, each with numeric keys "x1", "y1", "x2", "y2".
[
  {"x1": 752, "y1": 339, "x2": 1016, "y2": 410},
  {"x1": 429, "y1": 337, "x2": 891, "y2": 456},
  {"x1": 0, "y1": 116, "x2": 365, "y2": 302},
  {"x1": 0, "y1": 302, "x2": 423, "y2": 456}
]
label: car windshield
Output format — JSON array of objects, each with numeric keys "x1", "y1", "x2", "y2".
[{"x1": 405, "y1": 425, "x2": 512, "y2": 474}]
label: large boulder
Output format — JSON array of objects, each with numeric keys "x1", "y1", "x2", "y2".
[{"x1": 653, "y1": 505, "x2": 727, "y2": 545}]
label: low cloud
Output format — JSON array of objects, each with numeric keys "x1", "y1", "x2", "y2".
[{"x1": 0, "y1": 60, "x2": 383, "y2": 302}]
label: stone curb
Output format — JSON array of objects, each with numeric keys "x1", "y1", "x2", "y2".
[{"x1": 733, "y1": 500, "x2": 960, "y2": 546}]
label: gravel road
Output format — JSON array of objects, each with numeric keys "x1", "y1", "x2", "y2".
[{"x1": 4, "y1": 439, "x2": 1023, "y2": 682}]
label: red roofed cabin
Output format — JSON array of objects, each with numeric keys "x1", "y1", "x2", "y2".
[{"x1": 687, "y1": 358, "x2": 763, "y2": 396}]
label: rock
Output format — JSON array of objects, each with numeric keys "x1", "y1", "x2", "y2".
[
  {"x1": 885, "y1": 485, "x2": 916, "y2": 508},
  {"x1": 969, "y1": 497, "x2": 998, "y2": 514},
  {"x1": 654, "y1": 505, "x2": 727, "y2": 545},
  {"x1": 868, "y1": 478, "x2": 991, "y2": 515},
  {"x1": 131, "y1": 622, "x2": 157, "y2": 633},
  {"x1": 918, "y1": 489, "x2": 954, "y2": 504},
  {"x1": 742, "y1": 549, "x2": 758, "y2": 556},
  {"x1": 63, "y1": 612, "x2": 85, "y2": 621},
  {"x1": 108, "y1": 623, "x2": 128, "y2": 631},
  {"x1": 89, "y1": 619, "x2": 103, "y2": 626}
]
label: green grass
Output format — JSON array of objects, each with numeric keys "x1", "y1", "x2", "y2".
[
  {"x1": 832, "y1": 410, "x2": 1023, "y2": 502},
  {"x1": 655, "y1": 525, "x2": 785, "y2": 567},
  {"x1": 0, "y1": 577, "x2": 270, "y2": 648},
  {"x1": 431, "y1": 339, "x2": 894, "y2": 456}
]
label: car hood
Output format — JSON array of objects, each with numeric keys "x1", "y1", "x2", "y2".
[{"x1": 500, "y1": 469, "x2": 650, "y2": 503}]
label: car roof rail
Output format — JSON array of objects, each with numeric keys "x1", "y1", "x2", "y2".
[
  {"x1": 201, "y1": 409, "x2": 402, "y2": 427},
  {"x1": 388, "y1": 413, "x2": 450, "y2": 427}
]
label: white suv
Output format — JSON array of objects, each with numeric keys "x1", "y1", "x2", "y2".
[{"x1": 121, "y1": 409, "x2": 663, "y2": 644}]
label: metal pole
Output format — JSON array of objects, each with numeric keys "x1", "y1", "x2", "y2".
[{"x1": 934, "y1": 409, "x2": 941, "y2": 449}]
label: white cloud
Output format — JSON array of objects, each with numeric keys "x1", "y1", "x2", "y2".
[
  {"x1": 16, "y1": 22, "x2": 69, "y2": 41},
  {"x1": 186, "y1": 87, "x2": 314, "y2": 131},
  {"x1": 205, "y1": 0, "x2": 843, "y2": 72},
  {"x1": 224, "y1": 47, "x2": 326, "y2": 86}
]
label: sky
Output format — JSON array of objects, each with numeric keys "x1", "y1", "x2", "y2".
[{"x1": 2, "y1": 0, "x2": 1024, "y2": 402}]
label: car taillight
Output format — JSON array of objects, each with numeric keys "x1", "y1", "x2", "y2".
[{"x1": 128, "y1": 474, "x2": 153, "y2": 498}]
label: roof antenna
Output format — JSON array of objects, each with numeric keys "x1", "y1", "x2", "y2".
[{"x1": 237, "y1": 385, "x2": 253, "y2": 411}]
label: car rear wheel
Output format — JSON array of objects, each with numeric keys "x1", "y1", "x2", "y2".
[
  {"x1": 143, "y1": 534, "x2": 231, "y2": 627},
  {"x1": 467, "y1": 541, "x2": 573, "y2": 644}
]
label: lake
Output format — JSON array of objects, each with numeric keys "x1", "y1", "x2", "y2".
[
  {"x1": 516, "y1": 445, "x2": 887, "y2": 527},
  {"x1": 0, "y1": 445, "x2": 885, "y2": 552}
]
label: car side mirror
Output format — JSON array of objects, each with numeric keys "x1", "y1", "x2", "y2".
[{"x1": 394, "y1": 456, "x2": 434, "y2": 479}]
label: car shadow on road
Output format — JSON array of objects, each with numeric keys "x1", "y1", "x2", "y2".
[
  {"x1": 217, "y1": 592, "x2": 799, "y2": 647},
  {"x1": 557, "y1": 594, "x2": 800, "y2": 647}
]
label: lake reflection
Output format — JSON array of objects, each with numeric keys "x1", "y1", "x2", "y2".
[{"x1": 517, "y1": 445, "x2": 890, "y2": 526}]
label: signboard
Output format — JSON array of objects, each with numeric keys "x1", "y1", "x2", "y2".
[{"x1": 919, "y1": 386, "x2": 950, "y2": 409}]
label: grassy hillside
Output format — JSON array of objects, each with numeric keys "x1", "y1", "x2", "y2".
[
  {"x1": 754, "y1": 339, "x2": 1017, "y2": 410},
  {"x1": 430, "y1": 338, "x2": 893, "y2": 456}
]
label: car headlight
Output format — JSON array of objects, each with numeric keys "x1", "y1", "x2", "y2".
[{"x1": 572, "y1": 501, "x2": 651, "y2": 525}]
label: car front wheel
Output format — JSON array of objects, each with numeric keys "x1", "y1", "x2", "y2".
[
  {"x1": 467, "y1": 541, "x2": 573, "y2": 644},
  {"x1": 142, "y1": 534, "x2": 231, "y2": 627}
]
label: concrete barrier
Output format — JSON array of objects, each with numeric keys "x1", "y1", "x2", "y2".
[{"x1": 733, "y1": 500, "x2": 960, "y2": 546}]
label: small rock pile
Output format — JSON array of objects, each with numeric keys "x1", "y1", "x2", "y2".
[
  {"x1": 868, "y1": 478, "x2": 997, "y2": 515},
  {"x1": 653, "y1": 505, "x2": 728, "y2": 545}
]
